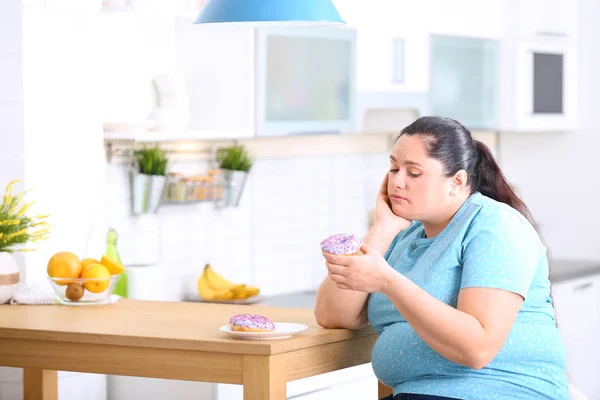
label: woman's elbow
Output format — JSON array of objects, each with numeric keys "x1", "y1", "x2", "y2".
[
  {"x1": 463, "y1": 347, "x2": 496, "y2": 370},
  {"x1": 314, "y1": 308, "x2": 342, "y2": 328},
  {"x1": 313, "y1": 308, "x2": 365, "y2": 329}
]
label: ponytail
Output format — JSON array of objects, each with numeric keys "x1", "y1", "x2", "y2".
[{"x1": 472, "y1": 140, "x2": 537, "y2": 228}]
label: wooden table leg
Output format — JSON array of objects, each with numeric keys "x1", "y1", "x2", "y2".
[
  {"x1": 23, "y1": 369, "x2": 57, "y2": 400},
  {"x1": 378, "y1": 381, "x2": 393, "y2": 399},
  {"x1": 243, "y1": 354, "x2": 286, "y2": 400}
]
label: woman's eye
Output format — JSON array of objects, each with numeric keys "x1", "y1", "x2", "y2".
[
  {"x1": 408, "y1": 171, "x2": 421, "y2": 178},
  {"x1": 389, "y1": 169, "x2": 399, "y2": 173}
]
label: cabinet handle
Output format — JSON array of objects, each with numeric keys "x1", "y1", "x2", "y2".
[
  {"x1": 573, "y1": 282, "x2": 593, "y2": 291},
  {"x1": 536, "y1": 31, "x2": 568, "y2": 38}
]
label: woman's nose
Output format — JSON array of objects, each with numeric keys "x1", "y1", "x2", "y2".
[{"x1": 391, "y1": 172, "x2": 406, "y2": 189}]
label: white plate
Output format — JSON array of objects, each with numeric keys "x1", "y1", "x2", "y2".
[{"x1": 219, "y1": 322, "x2": 308, "y2": 340}]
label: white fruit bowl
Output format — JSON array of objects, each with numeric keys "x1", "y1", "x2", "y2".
[{"x1": 48, "y1": 275, "x2": 121, "y2": 305}]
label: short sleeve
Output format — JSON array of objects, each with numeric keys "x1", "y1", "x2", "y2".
[
  {"x1": 460, "y1": 213, "x2": 543, "y2": 299},
  {"x1": 383, "y1": 221, "x2": 420, "y2": 261}
]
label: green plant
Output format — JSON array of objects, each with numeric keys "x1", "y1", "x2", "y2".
[
  {"x1": 134, "y1": 146, "x2": 169, "y2": 176},
  {"x1": 0, "y1": 180, "x2": 50, "y2": 253},
  {"x1": 216, "y1": 144, "x2": 253, "y2": 172}
]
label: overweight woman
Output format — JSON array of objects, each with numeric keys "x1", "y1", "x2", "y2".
[{"x1": 315, "y1": 116, "x2": 568, "y2": 400}]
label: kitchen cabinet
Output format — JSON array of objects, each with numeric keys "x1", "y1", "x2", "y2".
[
  {"x1": 426, "y1": 0, "x2": 507, "y2": 40},
  {"x1": 511, "y1": 0, "x2": 578, "y2": 41},
  {"x1": 174, "y1": 25, "x2": 256, "y2": 138},
  {"x1": 429, "y1": 35, "x2": 499, "y2": 130},
  {"x1": 552, "y1": 273, "x2": 600, "y2": 400},
  {"x1": 22, "y1": 0, "x2": 101, "y2": 11},
  {"x1": 497, "y1": 38, "x2": 577, "y2": 132},
  {"x1": 175, "y1": 23, "x2": 358, "y2": 138},
  {"x1": 334, "y1": 0, "x2": 429, "y2": 93},
  {"x1": 496, "y1": 0, "x2": 578, "y2": 132}
]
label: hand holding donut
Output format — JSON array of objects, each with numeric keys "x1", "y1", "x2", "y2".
[
  {"x1": 375, "y1": 174, "x2": 411, "y2": 232},
  {"x1": 320, "y1": 234, "x2": 394, "y2": 293}
]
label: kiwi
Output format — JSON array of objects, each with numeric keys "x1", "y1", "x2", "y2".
[{"x1": 66, "y1": 282, "x2": 84, "y2": 301}]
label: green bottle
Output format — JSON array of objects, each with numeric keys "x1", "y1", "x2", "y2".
[{"x1": 107, "y1": 228, "x2": 128, "y2": 298}]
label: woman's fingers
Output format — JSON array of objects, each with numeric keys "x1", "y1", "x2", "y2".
[
  {"x1": 323, "y1": 251, "x2": 354, "y2": 266},
  {"x1": 325, "y1": 261, "x2": 347, "y2": 276},
  {"x1": 329, "y1": 273, "x2": 347, "y2": 284},
  {"x1": 379, "y1": 173, "x2": 389, "y2": 195}
]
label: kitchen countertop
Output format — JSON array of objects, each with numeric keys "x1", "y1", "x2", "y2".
[
  {"x1": 549, "y1": 259, "x2": 600, "y2": 283},
  {"x1": 186, "y1": 260, "x2": 600, "y2": 308},
  {"x1": 261, "y1": 260, "x2": 600, "y2": 305}
]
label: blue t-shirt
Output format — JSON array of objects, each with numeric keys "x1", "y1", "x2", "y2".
[{"x1": 368, "y1": 192, "x2": 568, "y2": 400}]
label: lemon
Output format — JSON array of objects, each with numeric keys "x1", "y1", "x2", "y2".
[
  {"x1": 100, "y1": 254, "x2": 125, "y2": 275},
  {"x1": 81, "y1": 258, "x2": 99, "y2": 270},
  {"x1": 47, "y1": 252, "x2": 82, "y2": 285},
  {"x1": 81, "y1": 264, "x2": 111, "y2": 293}
]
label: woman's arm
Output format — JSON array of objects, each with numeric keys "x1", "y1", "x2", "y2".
[
  {"x1": 323, "y1": 218, "x2": 540, "y2": 369},
  {"x1": 314, "y1": 222, "x2": 400, "y2": 329},
  {"x1": 382, "y1": 274, "x2": 523, "y2": 369},
  {"x1": 315, "y1": 174, "x2": 411, "y2": 329}
]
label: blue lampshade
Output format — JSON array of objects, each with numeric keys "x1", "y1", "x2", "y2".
[{"x1": 194, "y1": 0, "x2": 345, "y2": 27}]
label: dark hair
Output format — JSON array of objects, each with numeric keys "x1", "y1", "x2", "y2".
[{"x1": 399, "y1": 116, "x2": 537, "y2": 228}]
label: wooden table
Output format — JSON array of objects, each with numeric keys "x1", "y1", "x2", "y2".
[{"x1": 0, "y1": 299, "x2": 393, "y2": 400}]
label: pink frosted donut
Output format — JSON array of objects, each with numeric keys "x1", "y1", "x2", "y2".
[
  {"x1": 320, "y1": 233, "x2": 362, "y2": 255},
  {"x1": 229, "y1": 314, "x2": 275, "y2": 332}
]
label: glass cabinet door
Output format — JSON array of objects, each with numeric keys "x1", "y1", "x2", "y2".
[{"x1": 429, "y1": 35, "x2": 499, "y2": 130}]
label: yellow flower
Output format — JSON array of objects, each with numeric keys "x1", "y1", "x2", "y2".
[
  {"x1": 3, "y1": 179, "x2": 18, "y2": 205},
  {"x1": 0, "y1": 219, "x2": 21, "y2": 226},
  {"x1": 3, "y1": 228, "x2": 27, "y2": 241},
  {"x1": 17, "y1": 201, "x2": 35, "y2": 217}
]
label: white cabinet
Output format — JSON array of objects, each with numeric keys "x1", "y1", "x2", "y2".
[
  {"x1": 22, "y1": 0, "x2": 102, "y2": 11},
  {"x1": 511, "y1": 0, "x2": 578, "y2": 41},
  {"x1": 426, "y1": 0, "x2": 507, "y2": 40},
  {"x1": 175, "y1": 25, "x2": 255, "y2": 138},
  {"x1": 429, "y1": 35, "x2": 499, "y2": 130},
  {"x1": 176, "y1": 23, "x2": 358, "y2": 137},
  {"x1": 335, "y1": 0, "x2": 429, "y2": 93},
  {"x1": 495, "y1": 0, "x2": 578, "y2": 132},
  {"x1": 552, "y1": 274, "x2": 600, "y2": 400},
  {"x1": 497, "y1": 38, "x2": 577, "y2": 132}
]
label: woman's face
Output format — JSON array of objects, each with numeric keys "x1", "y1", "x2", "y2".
[{"x1": 387, "y1": 134, "x2": 456, "y2": 221}]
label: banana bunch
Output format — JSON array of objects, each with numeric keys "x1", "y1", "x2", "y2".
[{"x1": 197, "y1": 264, "x2": 260, "y2": 301}]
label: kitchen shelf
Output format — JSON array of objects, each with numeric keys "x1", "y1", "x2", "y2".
[{"x1": 104, "y1": 129, "x2": 499, "y2": 164}]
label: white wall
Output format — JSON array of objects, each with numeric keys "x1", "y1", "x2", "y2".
[
  {"x1": 0, "y1": 4, "x2": 108, "y2": 399},
  {"x1": 498, "y1": 0, "x2": 600, "y2": 262},
  {"x1": 0, "y1": 0, "x2": 25, "y2": 201},
  {"x1": 106, "y1": 153, "x2": 387, "y2": 299},
  {"x1": 0, "y1": 1, "x2": 27, "y2": 396}
]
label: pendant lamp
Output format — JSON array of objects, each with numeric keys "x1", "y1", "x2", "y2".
[{"x1": 194, "y1": 0, "x2": 345, "y2": 27}]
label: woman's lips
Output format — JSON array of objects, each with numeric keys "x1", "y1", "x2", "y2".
[{"x1": 390, "y1": 194, "x2": 407, "y2": 202}]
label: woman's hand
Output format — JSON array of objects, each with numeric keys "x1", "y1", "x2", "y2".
[
  {"x1": 375, "y1": 174, "x2": 412, "y2": 231},
  {"x1": 322, "y1": 243, "x2": 396, "y2": 293}
]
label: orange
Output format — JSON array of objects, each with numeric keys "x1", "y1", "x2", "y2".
[
  {"x1": 81, "y1": 258, "x2": 99, "y2": 271},
  {"x1": 100, "y1": 254, "x2": 125, "y2": 275},
  {"x1": 80, "y1": 263, "x2": 111, "y2": 293},
  {"x1": 47, "y1": 252, "x2": 82, "y2": 285}
]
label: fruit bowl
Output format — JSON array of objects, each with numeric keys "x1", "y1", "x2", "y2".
[{"x1": 48, "y1": 275, "x2": 121, "y2": 305}]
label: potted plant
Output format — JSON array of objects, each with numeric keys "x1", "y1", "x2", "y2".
[
  {"x1": 216, "y1": 144, "x2": 253, "y2": 207},
  {"x1": 131, "y1": 145, "x2": 169, "y2": 215},
  {"x1": 0, "y1": 180, "x2": 50, "y2": 303}
]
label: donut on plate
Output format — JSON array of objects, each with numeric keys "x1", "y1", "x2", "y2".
[{"x1": 229, "y1": 314, "x2": 275, "y2": 332}]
